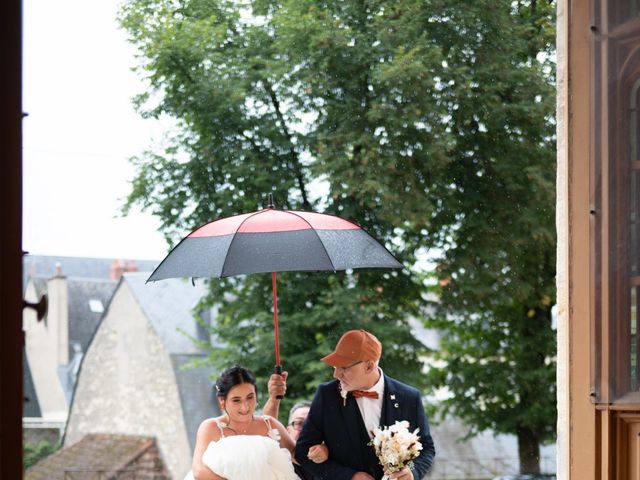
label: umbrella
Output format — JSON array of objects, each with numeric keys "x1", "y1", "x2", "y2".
[{"x1": 147, "y1": 194, "x2": 402, "y2": 390}]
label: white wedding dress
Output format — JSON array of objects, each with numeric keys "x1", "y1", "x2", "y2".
[{"x1": 184, "y1": 417, "x2": 299, "y2": 480}]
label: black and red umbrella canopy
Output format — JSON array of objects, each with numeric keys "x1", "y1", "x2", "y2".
[
  {"x1": 147, "y1": 198, "x2": 402, "y2": 384},
  {"x1": 147, "y1": 207, "x2": 402, "y2": 281}
]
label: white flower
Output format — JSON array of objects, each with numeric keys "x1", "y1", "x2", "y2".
[
  {"x1": 339, "y1": 382, "x2": 348, "y2": 406},
  {"x1": 369, "y1": 421, "x2": 422, "y2": 476}
]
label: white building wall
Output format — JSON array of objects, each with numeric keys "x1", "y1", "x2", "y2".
[
  {"x1": 23, "y1": 277, "x2": 69, "y2": 421},
  {"x1": 64, "y1": 281, "x2": 192, "y2": 479}
]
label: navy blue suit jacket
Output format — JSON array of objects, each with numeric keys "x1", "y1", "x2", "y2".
[{"x1": 295, "y1": 375, "x2": 435, "y2": 479}]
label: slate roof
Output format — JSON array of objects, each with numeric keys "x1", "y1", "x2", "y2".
[
  {"x1": 23, "y1": 254, "x2": 159, "y2": 291},
  {"x1": 23, "y1": 350, "x2": 41, "y2": 418},
  {"x1": 124, "y1": 273, "x2": 212, "y2": 355},
  {"x1": 171, "y1": 354, "x2": 219, "y2": 451},
  {"x1": 67, "y1": 278, "x2": 118, "y2": 355},
  {"x1": 25, "y1": 433, "x2": 168, "y2": 480},
  {"x1": 122, "y1": 273, "x2": 220, "y2": 451},
  {"x1": 25, "y1": 274, "x2": 118, "y2": 358}
]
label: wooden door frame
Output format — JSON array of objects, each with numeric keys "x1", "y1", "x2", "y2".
[{"x1": 0, "y1": 0, "x2": 24, "y2": 478}]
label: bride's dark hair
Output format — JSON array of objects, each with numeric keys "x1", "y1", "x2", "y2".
[{"x1": 215, "y1": 364, "x2": 257, "y2": 398}]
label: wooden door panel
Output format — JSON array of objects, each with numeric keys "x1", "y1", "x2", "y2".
[{"x1": 617, "y1": 413, "x2": 640, "y2": 479}]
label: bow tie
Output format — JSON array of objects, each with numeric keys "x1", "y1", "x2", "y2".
[{"x1": 351, "y1": 390, "x2": 379, "y2": 399}]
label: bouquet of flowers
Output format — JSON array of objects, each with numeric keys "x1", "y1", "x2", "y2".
[{"x1": 370, "y1": 421, "x2": 422, "y2": 479}]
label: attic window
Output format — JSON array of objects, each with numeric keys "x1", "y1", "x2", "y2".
[{"x1": 89, "y1": 299, "x2": 104, "y2": 313}]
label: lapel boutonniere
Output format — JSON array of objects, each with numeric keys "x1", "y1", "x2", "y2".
[{"x1": 339, "y1": 383, "x2": 348, "y2": 406}]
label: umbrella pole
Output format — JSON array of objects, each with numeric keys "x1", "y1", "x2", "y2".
[{"x1": 272, "y1": 271, "x2": 284, "y2": 399}]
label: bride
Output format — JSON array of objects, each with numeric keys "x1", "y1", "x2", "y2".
[{"x1": 185, "y1": 365, "x2": 299, "y2": 480}]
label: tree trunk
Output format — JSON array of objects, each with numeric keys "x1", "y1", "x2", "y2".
[{"x1": 517, "y1": 426, "x2": 541, "y2": 474}]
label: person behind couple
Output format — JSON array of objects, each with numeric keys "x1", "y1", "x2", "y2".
[
  {"x1": 189, "y1": 364, "x2": 297, "y2": 480},
  {"x1": 286, "y1": 401, "x2": 311, "y2": 443},
  {"x1": 295, "y1": 329, "x2": 436, "y2": 480},
  {"x1": 286, "y1": 401, "x2": 321, "y2": 480}
]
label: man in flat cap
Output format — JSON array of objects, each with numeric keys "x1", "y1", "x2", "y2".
[{"x1": 295, "y1": 329, "x2": 435, "y2": 479}]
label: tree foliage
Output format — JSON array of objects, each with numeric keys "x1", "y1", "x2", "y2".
[
  {"x1": 119, "y1": 0, "x2": 556, "y2": 473},
  {"x1": 420, "y1": 0, "x2": 557, "y2": 474}
]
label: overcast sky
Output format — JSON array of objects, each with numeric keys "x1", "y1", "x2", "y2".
[{"x1": 22, "y1": 0, "x2": 169, "y2": 261}]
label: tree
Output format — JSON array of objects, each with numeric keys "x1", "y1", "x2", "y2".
[
  {"x1": 421, "y1": 0, "x2": 557, "y2": 474},
  {"x1": 118, "y1": 0, "x2": 432, "y2": 418},
  {"x1": 119, "y1": 0, "x2": 556, "y2": 473}
]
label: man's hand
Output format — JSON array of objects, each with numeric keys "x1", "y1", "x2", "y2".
[
  {"x1": 351, "y1": 473, "x2": 375, "y2": 480},
  {"x1": 267, "y1": 371, "x2": 288, "y2": 399},
  {"x1": 307, "y1": 442, "x2": 328, "y2": 463},
  {"x1": 386, "y1": 467, "x2": 414, "y2": 479}
]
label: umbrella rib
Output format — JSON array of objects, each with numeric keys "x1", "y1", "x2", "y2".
[
  {"x1": 219, "y1": 209, "x2": 267, "y2": 277},
  {"x1": 285, "y1": 210, "x2": 337, "y2": 271}
]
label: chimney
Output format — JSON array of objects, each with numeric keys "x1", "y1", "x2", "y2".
[
  {"x1": 47, "y1": 263, "x2": 69, "y2": 366},
  {"x1": 110, "y1": 259, "x2": 125, "y2": 281},
  {"x1": 124, "y1": 260, "x2": 139, "y2": 273}
]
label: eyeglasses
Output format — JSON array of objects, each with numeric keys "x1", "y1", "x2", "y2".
[
  {"x1": 334, "y1": 360, "x2": 363, "y2": 374},
  {"x1": 289, "y1": 420, "x2": 305, "y2": 430}
]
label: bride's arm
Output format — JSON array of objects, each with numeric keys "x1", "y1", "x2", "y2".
[{"x1": 192, "y1": 418, "x2": 226, "y2": 480}]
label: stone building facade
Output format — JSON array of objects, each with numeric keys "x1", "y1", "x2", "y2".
[{"x1": 64, "y1": 273, "x2": 216, "y2": 479}]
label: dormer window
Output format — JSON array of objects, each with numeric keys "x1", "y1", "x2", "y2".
[{"x1": 88, "y1": 299, "x2": 104, "y2": 313}]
